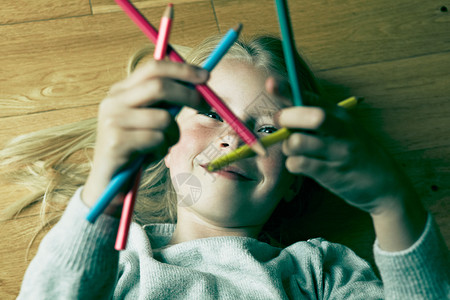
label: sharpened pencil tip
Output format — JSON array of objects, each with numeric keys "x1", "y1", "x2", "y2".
[
  {"x1": 234, "y1": 23, "x2": 243, "y2": 35},
  {"x1": 164, "y1": 3, "x2": 174, "y2": 19}
]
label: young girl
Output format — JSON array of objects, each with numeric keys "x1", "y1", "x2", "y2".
[{"x1": 4, "y1": 35, "x2": 448, "y2": 299}]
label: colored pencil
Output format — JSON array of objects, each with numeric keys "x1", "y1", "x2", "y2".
[
  {"x1": 115, "y1": 167, "x2": 142, "y2": 250},
  {"x1": 153, "y1": 4, "x2": 173, "y2": 60},
  {"x1": 274, "y1": 0, "x2": 303, "y2": 107},
  {"x1": 202, "y1": 24, "x2": 242, "y2": 71},
  {"x1": 153, "y1": 3, "x2": 182, "y2": 117},
  {"x1": 335, "y1": 96, "x2": 364, "y2": 109},
  {"x1": 86, "y1": 155, "x2": 145, "y2": 223},
  {"x1": 206, "y1": 97, "x2": 361, "y2": 171},
  {"x1": 115, "y1": 0, "x2": 266, "y2": 156},
  {"x1": 115, "y1": 4, "x2": 174, "y2": 250}
]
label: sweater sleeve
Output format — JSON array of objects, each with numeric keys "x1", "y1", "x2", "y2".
[
  {"x1": 17, "y1": 187, "x2": 121, "y2": 300},
  {"x1": 374, "y1": 213, "x2": 450, "y2": 300}
]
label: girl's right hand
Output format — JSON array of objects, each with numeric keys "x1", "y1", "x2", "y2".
[{"x1": 82, "y1": 60, "x2": 209, "y2": 212}]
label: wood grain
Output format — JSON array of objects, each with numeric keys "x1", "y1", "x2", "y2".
[{"x1": 0, "y1": 0, "x2": 90, "y2": 25}]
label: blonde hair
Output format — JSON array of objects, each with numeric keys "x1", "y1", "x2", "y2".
[{"x1": 0, "y1": 34, "x2": 321, "y2": 247}]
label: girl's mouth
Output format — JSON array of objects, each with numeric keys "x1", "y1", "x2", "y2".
[{"x1": 200, "y1": 164, "x2": 255, "y2": 181}]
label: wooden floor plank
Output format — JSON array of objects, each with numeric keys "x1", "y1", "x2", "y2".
[
  {"x1": 0, "y1": 0, "x2": 91, "y2": 25},
  {"x1": 213, "y1": 0, "x2": 450, "y2": 70},
  {"x1": 317, "y1": 51, "x2": 450, "y2": 154},
  {"x1": 0, "y1": 2, "x2": 218, "y2": 118},
  {"x1": 393, "y1": 145, "x2": 450, "y2": 209}
]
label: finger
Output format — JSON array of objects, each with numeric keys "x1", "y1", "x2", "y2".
[
  {"x1": 285, "y1": 155, "x2": 328, "y2": 176},
  {"x1": 277, "y1": 106, "x2": 324, "y2": 129},
  {"x1": 113, "y1": 78, "x2": 204, "y2": 109},
  {"x1": 282, "y1": 132, "x2": 326, "y2": 159},
  {"x1": 120, "y1": 129, "x2": 166, "y2": 154},
  {"x1": 282, "y1": 132, "x2": 352, "y2": 161},
  {"x1": 116, "y1": 111, "x2": 180, "y2": 148},
  {"x1": 110, "y1": 60, "x2": 209, "y2": 95},
  {"x1": 277, "y1": 106, "x2": 351, "y2": 137},
  {"x1": 113, "y1": 108, "x2": 172, "y2": 131},
  {"x1": 285, "y1": 156, "x2": 346, "y2": 193}
]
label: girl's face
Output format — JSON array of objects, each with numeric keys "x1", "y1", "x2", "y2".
[{"x1": 165, "y1": 59, "x2": 301, "y2": 229}]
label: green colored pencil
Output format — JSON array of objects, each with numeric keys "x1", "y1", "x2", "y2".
[{"x1": 275, "y1": 0, "x2": 303, "y2": 106}]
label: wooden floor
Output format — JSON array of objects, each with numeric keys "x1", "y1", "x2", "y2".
[{"x1": 1, "y1": 0, "x2": 449, "y2": 298}]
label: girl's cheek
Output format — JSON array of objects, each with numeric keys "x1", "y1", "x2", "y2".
[
  {"x1": 179, "y1": 123, "x2": 218, "y2": 148},
  {"x1": 173, "y1": 128, "x2": 204, "y2": 156},
  {"x1": 259, "y1": 144, "x2": 285, "y2": 175},
  {"x1": 169, "y1": 122, "x2": 218, "y2": 165}
]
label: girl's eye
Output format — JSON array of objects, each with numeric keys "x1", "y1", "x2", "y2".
[
  {"x1": 199, "y1": 111, "x2": 223, "y2": 122},
  {"x1": 198, "y1": 111, "x2": 277, "y2": 134},
  {"x1": 258, "y1": 126, "x2": 278, "y2": 134}
]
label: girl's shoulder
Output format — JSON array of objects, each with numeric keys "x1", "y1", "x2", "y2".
[{"x1": 284, "y1": 237, "x2": 372, "y2": 266}]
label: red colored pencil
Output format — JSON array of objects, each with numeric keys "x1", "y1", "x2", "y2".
[
  {"x1": 114, "y1": 0, "x2": 266, "y2": 156},
  {"x1": 115, "y1": 167, "x2": 142, "y2": 250}
]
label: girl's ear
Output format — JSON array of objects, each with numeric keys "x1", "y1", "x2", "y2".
[
  {"x1": 164, "y1": 147, "x2": 172, "y2": 168},
  {"x1": 283, "y1": 175, "x2": 304, "y2": 203}
]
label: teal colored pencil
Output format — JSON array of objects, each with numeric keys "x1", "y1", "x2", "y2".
[
  {"x1": 274, "y1": 0, "x2": 303, "y2": 106},
  {"x1": 202, "y1": 23, "x2": 243, "y2": 71}
]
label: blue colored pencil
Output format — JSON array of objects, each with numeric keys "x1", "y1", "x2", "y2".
[
  {"x1": 274, "y1": 0, "x2": 303, "y2": 106},
  {"x1": 201, "y1": 24, "x2": 242, "y2": 71}
]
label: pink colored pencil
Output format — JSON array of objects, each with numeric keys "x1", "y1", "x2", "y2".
[
  {"x1": 115, "y1": 4, "x2": 174, "y2": 251},
  {"x1": 153, "y1": 4, "x2": 173, "y2": 60},
  {"x1": 114, "y1": 0, "x2": 266, "y2": 156},
  {"x1": 115, "y1": 167, "x2": 142, "y2": 250}
]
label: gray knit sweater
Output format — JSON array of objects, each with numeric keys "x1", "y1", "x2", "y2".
[{"x1": 18, "y1": 188, "x2": 449, "y2": 299}]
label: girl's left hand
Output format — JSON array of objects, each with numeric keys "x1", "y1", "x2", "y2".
[{"x1": 270, "y1": 82, "x2": 417, "y2": 215}]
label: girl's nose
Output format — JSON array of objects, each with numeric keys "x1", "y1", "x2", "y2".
[{"x1": 218, "y1": 129, "x2": 243, "y2": 151}]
